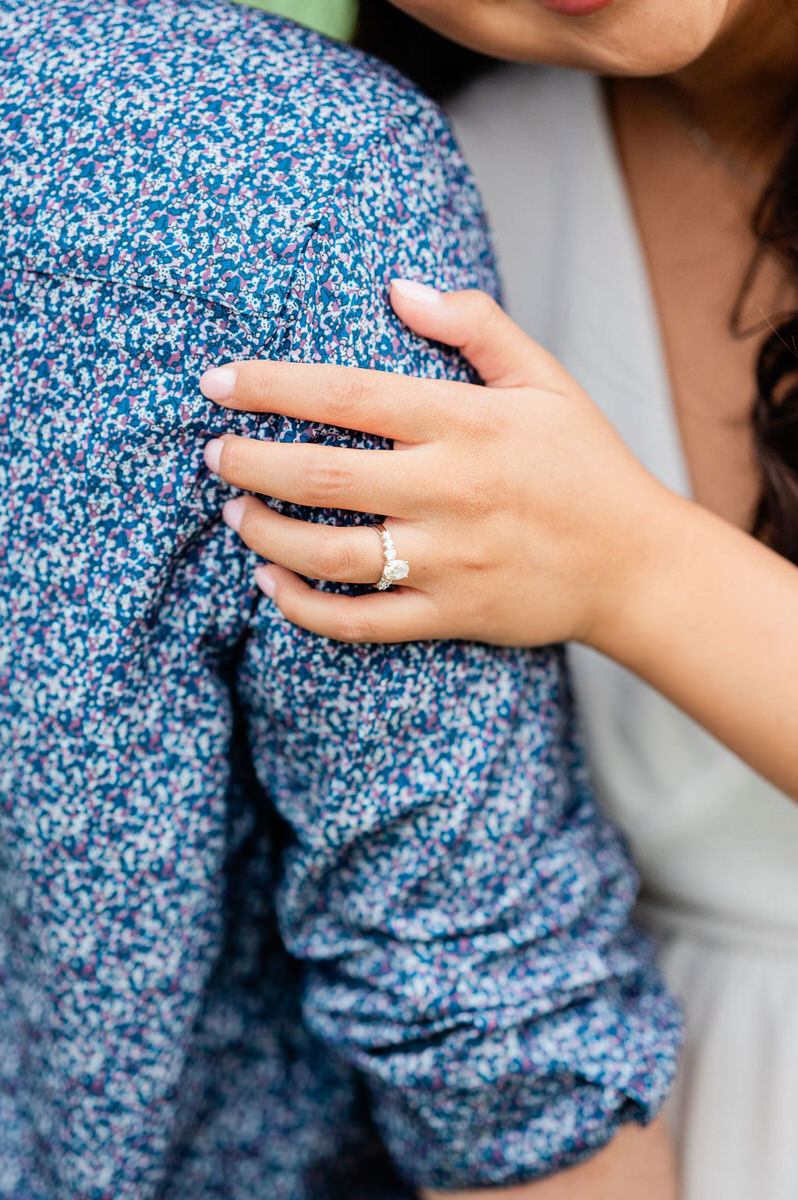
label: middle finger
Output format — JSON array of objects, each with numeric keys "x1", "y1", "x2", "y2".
[{"x1": 205, "y1": 435, "x2": 425, "y2": 516}]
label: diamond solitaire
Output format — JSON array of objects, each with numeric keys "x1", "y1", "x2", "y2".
[{"x1": 374, "y1": 524, "x2": 410, "y2": 591}]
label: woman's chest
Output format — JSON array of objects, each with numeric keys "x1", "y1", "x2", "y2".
[{"x1": 610, "y1": 79, "x2": 793, "y2": 531}]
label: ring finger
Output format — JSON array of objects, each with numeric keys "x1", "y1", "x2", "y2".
[{"x1": 223, "y1": 495, "x2": 425, "y2": 588}]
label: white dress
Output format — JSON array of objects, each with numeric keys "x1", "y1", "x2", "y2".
[{"x1": 449, "y1": 66, "x2": 798, "y2": 1200}]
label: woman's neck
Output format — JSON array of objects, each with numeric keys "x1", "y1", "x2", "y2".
[{"x1": 669, "y1": 2, "x2": 798, "y2": 170}]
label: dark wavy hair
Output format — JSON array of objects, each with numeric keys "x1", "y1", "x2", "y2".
[
  {"x1": 355, "y1": 0, "x2": 798, "y2": 565},
  {"x1": 750, "y1": 138, "x2": 798, "y2": 563}
]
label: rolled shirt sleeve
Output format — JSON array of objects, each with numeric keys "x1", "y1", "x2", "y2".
[
  {"x1": 1, "y1": 7, "x2": 678, "y2": 1195},
  {"x1": 236, "y1": 106, "x2": 682, "y2": 1190}
]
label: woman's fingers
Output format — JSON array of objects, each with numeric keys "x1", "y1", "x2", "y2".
[
  {"x1": 390, "y1": 280, "x2": 571, "y2": 393},
  {"x1": 223, "y1": 496, "x2": 423, "y2": 587},
  {"x1": 205, "y1": 435, "x2": 426, "y2": 516},
  {"x1": 200, "y1": 358, "x2": 460, "y2": 443},
  {"x1": 254, "y1": 564, "x2": 439, "y2": 643}
]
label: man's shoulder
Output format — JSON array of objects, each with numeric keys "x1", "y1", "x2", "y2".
[
  {"x1": 3, "y1": 0, "x2": 480, "y2": 317},
  {"x1": 4, "y1": 0, "x2": 431, "y2": 128}
]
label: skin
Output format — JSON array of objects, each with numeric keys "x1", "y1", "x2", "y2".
[
  {"x1": 196, "y1": 0, "x2": 798, "y2": 1193},
  {"x1": 388, "y1": 0, "x2": 789, "y2": 81}
]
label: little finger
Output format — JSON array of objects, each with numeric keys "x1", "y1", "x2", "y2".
[{"x1": 254, "y1": 564, "x2": 442, "y2": 643}]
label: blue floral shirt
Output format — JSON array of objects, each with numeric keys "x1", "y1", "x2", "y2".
[{"x1": 0, "y1": 2, "x2": 681, "y2": 1197}]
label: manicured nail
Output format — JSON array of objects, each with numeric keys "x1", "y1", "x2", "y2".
[
  {"x1": 222, "y1": 497, "x2": 244, "y2": 532},
  {"x1": 204, "y1": 438, "x2": 223, "y2": 473},
  {"x1": 200, "y1": 365, "x2": 237, "y2": 402},
  {"x1": 390, "y1": 278, "x2": 443, "y2": 306},
  {"x1": 255, "y1": 566, "x2": 276, "y2": 599}
]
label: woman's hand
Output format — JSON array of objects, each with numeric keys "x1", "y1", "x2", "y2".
[
  {"x1": 200, "y1": 280, "x2": 669, "y2": 650},
  {"x1": 200, "y1": 279, "x2": 798, "y2": 797}
]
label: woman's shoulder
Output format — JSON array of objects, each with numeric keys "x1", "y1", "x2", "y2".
[
  {"x1": 445, "y1": 65, "x2": 604, "y2": 344},
  {"x1": 445, "y1": 63, "x2": 603, "y2": 246},
  {"x1": 447, "y1": 64, "x2": 597, "y2": 143}
]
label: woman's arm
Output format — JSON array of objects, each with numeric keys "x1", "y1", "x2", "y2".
[
  {"x1": 593, "y1": 487, "x2": 798, "y2": 801},
  {"x1": 201, "y1": 282, "x2": 798, "y2": 800}
]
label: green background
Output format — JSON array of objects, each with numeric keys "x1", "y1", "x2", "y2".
[{"x1": 238, "y1": 0, "x2": 356, "y2": 39}]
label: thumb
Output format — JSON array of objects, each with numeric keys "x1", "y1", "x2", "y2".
[{"x1": 390, "y1": 279, "x2": 570, "y2": 391}]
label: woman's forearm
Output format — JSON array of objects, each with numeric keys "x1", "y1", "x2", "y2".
[{"x1": 591, "y1": 490, "x2": 798, "y2": 799}]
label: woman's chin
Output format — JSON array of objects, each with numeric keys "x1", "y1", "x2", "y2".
[{"x1": 388, "y1": 0, "x2": 728, "y2": 79}]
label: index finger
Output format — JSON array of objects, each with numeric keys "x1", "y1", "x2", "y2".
[{"x1": 199, "y1": 359, "x2": 464, "y2": 444}]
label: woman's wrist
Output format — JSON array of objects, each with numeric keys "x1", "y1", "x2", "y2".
[
  {"x1": 578, "y1": 476, "x2": 688, "y2": 662},
  {"x1": 578, "y1": 477, "x2": 710, "y2": 672}
]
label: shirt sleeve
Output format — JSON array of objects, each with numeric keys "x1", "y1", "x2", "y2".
[{"x1": 235, "y1": 102, "x2": 682, "y2": 1190}]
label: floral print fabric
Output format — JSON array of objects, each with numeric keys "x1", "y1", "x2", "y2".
[{"x1": 0, "y1": 2, "x2": 681, "y2": 1197}]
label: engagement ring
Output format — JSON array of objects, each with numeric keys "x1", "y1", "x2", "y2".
[{"x1": 373, "y1": 523, "x2": 410, "y2": 591}]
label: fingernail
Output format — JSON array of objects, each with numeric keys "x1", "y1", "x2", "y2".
[
  {"x1": 390, "y1": 278, "x2": 443, "y2": 306},
  {"x1": 255, "y1": 566, "x2": 276, "y2": 599},
  {"x1": 222, "y1": 497, "x2": 244, "y2": 532},
  {"x1": 200, "y1": 365, "x2": 237, "y2": 402},
  {"x1": 204, "y1": 438, "x2": 223, "y2": 473}
]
